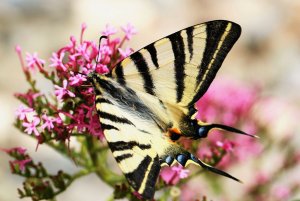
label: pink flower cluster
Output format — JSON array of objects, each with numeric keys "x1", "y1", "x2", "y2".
[
  {"x1": 161, "y1": 165, "x2": 189, "y2": 185},
  {"x1": 0, "y1": 147, "x2": 32, "y2": 172},
  {"x1": 196, "y1": 78, "x2": 258, "y2": 126},
  {"x1": 15, "y1": 104, "x2": 62, "y2": 137},
  {"x1": 14, "y1": 23, "x2": 137, "y2": 143},
  {"x1": 194, "y1": 78, "x2": 262, "y2": 168}
]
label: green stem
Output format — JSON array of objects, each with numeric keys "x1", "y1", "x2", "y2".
[
  {"x1": 106, "y1": 195, "x2": 115, "y2": 201},
  {"x1": 158, "y1": 188, "x2": 171, "y2": 201},
  {"x1": 86, "y1": 136, "x2": 125, "y2": 186},
  {"x1": 52, "y1": 169, "x2": 92, "y2": 197}
]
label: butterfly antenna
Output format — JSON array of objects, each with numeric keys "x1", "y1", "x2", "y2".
[
  {"x1": 211, "y1": 123, "x2": 259, "y2": 138},
  {"x1": 95, "y1": 35, "x2": 108, "y2": 66},
  {"x1": 194, "y1": 121, "x2": 258, "y2": 139}
]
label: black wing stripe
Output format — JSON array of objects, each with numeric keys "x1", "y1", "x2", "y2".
[
  {"x1": 97, "y1": 111, "x2": 134, "y2": 125},
  {"x1": 130, "y1": 52, "x2": 156, "y2": 95},
  {"x1": 138, "y1": 129, "x2": 152, "y2": 135},
  {"x1": 95, "y1": 97, "x2": 112, "y2": 104},
  {"x1": 101, "y1": 123, "x2": 119, "y2": 131},
  {"x1": 168, "y1": 32, "x2": 186, "y2": 103},
  {"x1": 145, "y1": 43, "x2": 159, "y2": 68},
  {"x1": 141, "y1": 155, "x2": 160, "y2": 199},
  {"x1": 115, "y1": 153, "x2": 133, "y2": 163},
  {"x1": 93, "y1": 86, "x2": 102, "y2": 95},
  {"x1": 186, "y1": 26, "x2": 194, "y2": 61},
  {"x1": 196, "y1": 21, "x2": 227, "y2": 87},
  {"x1": 109, "y1": 141, "x2": 151, "y2": 152},
  {"x1": 124, "y1": 155, "x2": 152, "y2": 190},
  {"x1": 190, "y1": 22, "x2": 241, "y2": 106},
  {"x1": 115, "y1": 63, "x2": 126, "y2": 85}
]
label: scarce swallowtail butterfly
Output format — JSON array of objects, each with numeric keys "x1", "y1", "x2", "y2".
[{"x1": 87, "y1": 20, "x2": 256, "y2": 200}]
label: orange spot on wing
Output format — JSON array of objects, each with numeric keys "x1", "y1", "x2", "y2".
[
  {"x1": 169, "y1": 127, "x2": 182, "y2": 135},
  {"x1": 166, "y1": 127, "x2": 182, "y2": 142}
]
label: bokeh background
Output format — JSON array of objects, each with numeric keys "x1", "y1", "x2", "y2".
[{"x1": 1, "y1": 0, "x2": 300, "y2": 200}]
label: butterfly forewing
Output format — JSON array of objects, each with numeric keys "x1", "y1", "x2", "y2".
[{"x1": 112, "y1": 20, "x2": 241, "y2": 108}]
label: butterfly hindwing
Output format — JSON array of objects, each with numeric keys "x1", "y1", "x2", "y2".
[{"x1": 91, "y1": 74, "x2": 176, "y2": 199}]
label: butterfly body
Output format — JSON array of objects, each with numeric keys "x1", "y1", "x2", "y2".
[{"x1": 89, "y1": 20, "x2": 252, "y2": 200}]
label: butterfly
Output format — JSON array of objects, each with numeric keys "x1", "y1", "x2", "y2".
[{"x1": 88, "y1": 20, "x2": 256, "y2": 200}]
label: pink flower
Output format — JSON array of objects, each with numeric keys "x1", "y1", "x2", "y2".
[
  {"x1": 273, "y1": 186, "x2": 291, "y2": 200},
  {"x1": 11, "y1": 159, "x2": 32, "y2": 171},
  {"x1": 108, "y1": 38, "x2": 121, "y2": 48},
  {"x1": 254, "y1": 98, "x2": 299, "y2": 137},
  {"x1": 255, "y1": 172, "x2": 270, "y2": 185},
  {"x1": 88, "y1": 115, "x2": 104, "y2": 138},
  {"x1": 80, "y1": 23, "x2": 87, "y2": 43},
  {"x1": 172, "y1": 166, "x2": 189, "y2": 178},
  {"x1": 14, "y1": 90, "x2": 42, "y2": 108},
  {"x1": 82, "y1": 63, "x2": 96, "y2": 74},
  {"x1": 99, "y1": 44, "x2": 113, "y2": 57},
  {"x1": 76, "y1": 42, "x2": 91, "y2": 62},
  {"x1": 0, "y1": 147, "x2": 27, "y2": 155},
  {"x1": 25, "y1": 52, "x2": 45, "y2": 71},
  {"x1": 234, "y1": 136, "x2": 262, "y2": 161},
  {"x1": 50, "y1": 52, "x2": 67, "y2": 71},
  {"x1": 15, "y1": 45, "x2": 27, "y2": 73},
  {"x1": 22, "y1": 117, "x2": 40, "y2": 136},
  {"x1": 69, "y1": 73, "x2": 87, "y2": 86},
  {"x1": 216, "y1": 140, "x2": 234, "y2": 152},
  {"x1": 160, "y1": 165, "x2": 189, "y2": 185},
  {"x1": 197, "y1": 144, "x2": 213, "y2": 159},
  {"x1": 15, "y1": 45, "x2": 22, "y2": 54},
  {"x1": 54, "y1": 80, "x2": 75, "y2": 101},
  {"x1": 95, "y1": 64, "x2": 109, "y2": 74},
  {"x1": 15, "y1": 105, "x2": 34, "y2": 120},
  {"x1": 81, "y1": 23, "x2": 87, "y2": 32},
  {"x1": 55, "y1": 115, "x2": 63, "y2": 124},
  {"x1": 118, "y1": 47, "x2": 133, "y2": 59},
  {"x1": 121, "y1": 23, "x2": 137, "y2": 40},
  {"x1": 196, "y1": 78, "x2": 257, "y2": 125},
  {"x1": 101, "y1": 24, "x2": 117, "y2": 36},
  {"x1": 41, "y1": 114, "x2": 55, "y2": 131}
]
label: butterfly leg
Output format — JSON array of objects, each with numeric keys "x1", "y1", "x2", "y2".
[{"x1": 161, "y1": 151, "x2": 241, "y2": 182}]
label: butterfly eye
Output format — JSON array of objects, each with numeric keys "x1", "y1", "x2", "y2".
[
  {"x1": 190, "y1": 119, "x2": 198, "y2": 127},
  {"x1": 190, "y1": 119, "x2": 210, "y2": 139},
  {"x1": 196, "y1": 126, "x2": 209, "y2": 138}
]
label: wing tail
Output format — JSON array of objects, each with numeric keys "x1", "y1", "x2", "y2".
[{"x1": 123, "y1": 154, "x2": 160, "y2": 200}]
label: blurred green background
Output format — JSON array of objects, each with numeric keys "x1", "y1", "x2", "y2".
[{"x1": 0, "y1": 0, "x2": 300, "y2": 200}]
